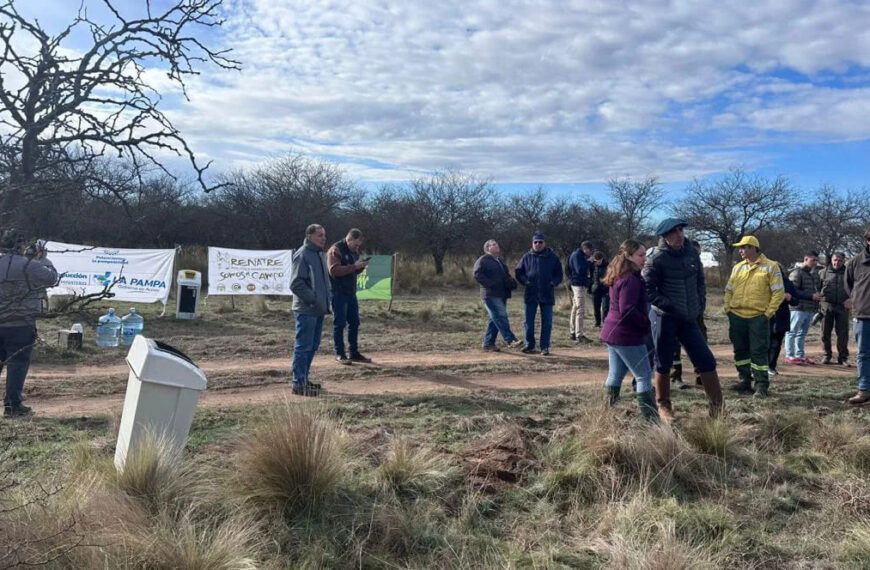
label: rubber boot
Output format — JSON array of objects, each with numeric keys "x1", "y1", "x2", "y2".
[
  {"x1": 636, "y1": 390, "x2": 660, "y2": 422},
  {"x1": 607, "y1": 386, "x2": 621, "y2": 407},
  {"x1": 653, "y1": 372, "x2": 674, "y2": 423},
  {"x1": 698, "y1": 370, "x2": 724, "y2": 418}
]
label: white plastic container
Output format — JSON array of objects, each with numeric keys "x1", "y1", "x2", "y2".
[{"x1": 114, "y1": 336, "x2": 207, "y2": 471}]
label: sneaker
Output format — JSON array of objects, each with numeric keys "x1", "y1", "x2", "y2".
[
  {"x1": 769, "y1": 368, "x2": 779, "y2": 376},
  {"x1": 840, "y1": 360, "x2": 852, "y2": 368},
  {"x1": 507, "y1": 339, "x2": 524, "y2": 349},
  {"x1": 569, "y1": 333, "x2": 576, "y2": 341},
  {"x1": 482, "y1": 344, "x2": 501, "y2": 352},
  {"x1": 336, "y1": 354, "x2": 352, "y2": 365},
  {"x1": 349, "y1": 353, "x2": 372, "y2": 363},
  {"x1": 541, "y1": 348, "x2": 551, "y2": 356},
  {"x1": 575, "y1": 335, "x2": 594, "y2": 345},
  {"x1": 754, "y1": 385, "x2": 770, "y2": 398},
  {"x1": 784, "y1": 357, "x2": 803, "y2": 365},
  {"x1": 823, "y1": 356, "x2": 833, "y2": 365},
  {"x1": 675, "y1": 379, "x2": 691, "y2": 390},
  {"x1": 291, "y1": 383, "x2": 320, "y2": 397},
  {"x1": 3, "y1": 405, "x2": 33, "y2": 418},
  {"x1": 800, "y1": 357, "x2": 815, "y2": 365},
  {"x1": 521, "y1": 347, "x2": 536, "y2": 354}
]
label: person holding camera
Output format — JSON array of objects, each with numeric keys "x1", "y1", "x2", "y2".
[
  {"x1": 327, "y1": 228, "x2": 371, "y2": 364},
  {"x1": 0, "y1": 230, "x2": 58, "y2": 417}
]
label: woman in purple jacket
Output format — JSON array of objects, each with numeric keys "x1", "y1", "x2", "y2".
[{"x1": 600, "y1": 240, "x2": 658, "y2": 421}]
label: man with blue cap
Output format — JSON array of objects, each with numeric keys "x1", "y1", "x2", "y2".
[
  {"x1": 515, "y1": 231, "x2": 563, "y2": 356},
  {"x1": 643, "y1": 218, "x2": 723, "y2": 421}
]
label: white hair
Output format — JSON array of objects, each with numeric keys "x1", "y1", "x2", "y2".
[{"x1": 483, "y1": 239, "x2": 498, "y2": 253}]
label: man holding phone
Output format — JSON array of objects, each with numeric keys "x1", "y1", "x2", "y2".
[
  {"x1": 0, "y1": 230, "x2": 58, "y2": 416},
  {"x1": 327, "y1": 228, "x2": 371, "y2": 364}
]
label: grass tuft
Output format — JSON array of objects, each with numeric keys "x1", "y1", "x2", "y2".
[
  {"x1": 683, "y1": 416, "x2": 749, "y2": 459},
  {"x1": 233, "y1": 404, "x2": 346, "y2": 513},
  {"x1": 377, "y1": 437, "x2": 455, "y2": 495}
]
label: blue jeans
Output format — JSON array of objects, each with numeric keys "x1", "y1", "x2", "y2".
[
  {"x1": 649, "y1": 310, "x2": 716, "y2": 374},
  {"x1": 524, "y1": 302, "x2": 553, "y2": 351},
  {"x1": 785, "y1": 310, "x2": 813, "y2": 358},
  {"x1": 1, "y1": 325, "x2": 36, "y2": 408},
  {"x1": 605, "y1": 344, "x2": 653, "y2": 393},
  {"x1": 855, "y1": 319, "x2": 870, "y2": 391},
  {"x1": 332, "y1": 292, "x2": 359, "y2": 356},
  {"x1": 292, "y1": 313, "x2": 324, "y2": 387},
  {"x1": 483, "y1": 297, "x2": 517, "y2": 346}
]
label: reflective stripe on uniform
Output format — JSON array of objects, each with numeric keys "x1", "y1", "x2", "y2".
[{"x1": 735, "y1": 359, "x2": 751, "y2": 366}]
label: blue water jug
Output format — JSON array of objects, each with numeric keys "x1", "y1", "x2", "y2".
[
  {"x1": 96, "y1": 308, "x2": 121, "y2": 347},
  {"x1": 120, "y1": 308, "x2": 145, "y2": 346}
]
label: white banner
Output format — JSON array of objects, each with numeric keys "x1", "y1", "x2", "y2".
[
  {"x1": 207, "y1": 247, "x2": 294, "y2": 295},
  {"x1": 44, "y1": 241, "x2": 175, "y2": 305}
]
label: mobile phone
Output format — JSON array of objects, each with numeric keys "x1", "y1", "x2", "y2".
[{"x1": 362, "y1": 256, "x2": 372, "y2": 261}]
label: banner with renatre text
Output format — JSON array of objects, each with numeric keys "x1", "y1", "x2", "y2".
[
  {"x1": 207, "y1": 247, "x2": 294, "y2": 295},
  {"x1": 44, "y1": 241, "x2": 176, "y2": 305},
  {"x1": 356, "y1": 255, "x2": 394, "y2": 300}
]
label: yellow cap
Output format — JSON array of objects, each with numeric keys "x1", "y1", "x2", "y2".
[{"x1": 732, "y1": 235, "x2": 760, "y2": 248}]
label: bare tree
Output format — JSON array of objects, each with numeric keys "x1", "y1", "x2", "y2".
[
  {"x1": 607, "y1": 175, "x2": 664, "y2": 240},
  {"x1": 405, "y1": 170, "x2": 495, "y2": 274},
  {"x1": 676, "y1": 169, "x2": 792, "y2": 277},
  {"x1": 0, "y1": 0, "x2": 239, "y2": 224},
  {"x1": 210, "y1": 154, "x2": 356, "y2": 249},
  {"x1": 787, "y1": 185, "x2": 870, "y2": 260}
]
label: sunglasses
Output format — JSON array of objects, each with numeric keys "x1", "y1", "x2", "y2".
[{"x1": 533, "y1": 240, "x2": 544, "y2": 244}]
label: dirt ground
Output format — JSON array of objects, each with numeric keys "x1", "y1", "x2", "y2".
[
  {"x1": 26, "y1": 343, "x2": 855, "y2": 418},
  {"x1": 23, "y1": 292, "x2": 859, "y2": 418}
]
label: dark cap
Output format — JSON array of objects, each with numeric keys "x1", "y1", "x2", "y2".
[
  {"x1": 532, "y1": 231, "x2": 545, "y2": 242},
  {"x1": 655, "y1": 218, "x2": 688, "y2": 236}
]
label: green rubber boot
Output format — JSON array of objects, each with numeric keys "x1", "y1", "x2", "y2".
[
  {"x1": 607, "y1": 386, "x2": 621, "y2": 406},
  {"x1": 636, "y1": 390, "x2": 660, "y2": 422}
]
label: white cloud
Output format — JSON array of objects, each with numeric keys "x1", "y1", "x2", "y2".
[{"x1": 13, "y1": 0, "x2": 870, "y2": 183}]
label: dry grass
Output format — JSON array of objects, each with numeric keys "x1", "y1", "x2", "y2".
[
  {"x1": 683, "y1": 416, "x2": 750, "y2": 459},
  {"x1": 376, "y1": 437, "x2": 456, "y2": 495},
  {"x1": 606, "y1": 520, "x2": 721, "y2": 570},
  {"x1": 754, "y1": 409, "x2": 813, "y2": 452},
  {"x1": 233, "y1": 404, "x2": 347, "y2": 513},
  {"x1": 109, "y1": 429, "x2": 201, "y2": 515},
  {"x1": 812, "y1": 415, "x2": 870, "y2": 471}
]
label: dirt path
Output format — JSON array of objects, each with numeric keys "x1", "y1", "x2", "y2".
[{"x1": 26, "y1": 343, "x2": 854, "y2": 418}]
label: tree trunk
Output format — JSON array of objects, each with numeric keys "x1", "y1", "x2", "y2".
[{"x1": 433, "y1": 252, "x2": 445, "y2": 275}]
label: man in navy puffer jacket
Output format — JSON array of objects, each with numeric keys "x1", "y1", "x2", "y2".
[{"x1": 515, "y1": 231, "x2": 563, "y2": 356}]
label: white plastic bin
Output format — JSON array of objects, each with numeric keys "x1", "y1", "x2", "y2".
[
  {"x1": 176, "y1": 269, "x2": 202, "y2": 319},
  {"x1": 114, "y1": 335, "x2": 207, "y2": 470}
]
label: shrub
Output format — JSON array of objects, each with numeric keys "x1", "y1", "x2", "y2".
[{"x1": 812, "y1": 416, "x2": 870, "y2": 471}]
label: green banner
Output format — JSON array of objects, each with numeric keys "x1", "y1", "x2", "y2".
[{"x1": 356, "y1": 254, "x2": 393, "y2": 300}]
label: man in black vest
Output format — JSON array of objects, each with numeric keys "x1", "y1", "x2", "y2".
[{"x1": 327, "y1": 228, "x2": 370, "y2": 364}]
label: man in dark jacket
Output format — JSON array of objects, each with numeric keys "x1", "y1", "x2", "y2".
[
  {"x1": 566, "y1": 241, "x2": 593, "y2": 343},
  {"x1": 327, "y1": 228, "x2": 370, "y2": 365},
  {"x1": 0, "y1": 230, "x2": 57, "y2": 417},
  {"x1": 785, "y1": 252, "x2": 822, "y2": 364},
  {"x1": 819, "y1": 252, "x2": 850, "y2": 366},
  {"x1": 589, "y1": 250, "x2": 610, "y2": 327},
  {"x1": 642, "y1": 218, "x2": 722, "y2": 421},
  {"x1": 290, "y1": 224, "x2": 331, "y2": 397},
  {"x1": 769, "y1": 262, "x2": 800, "y2": 376},
  {"x1": 845, "y1": 228, "x2": 870, "y2": 405},
  {"x1": 515, "y1": 231, "x2": 563, "y2": 356},
  {"x1": 473, "y1": 239, "x2": 522, "y2": 351}
]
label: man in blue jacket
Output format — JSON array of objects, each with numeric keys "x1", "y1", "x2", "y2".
[
  {"x1": 567, "y1": 241, "x2": 593, "y2": 343},
  {"x1": 473, "y1": 239, "x2": 522, "y2": 351},
  {"x1": 515, "y1": 231, "x2": 563, "y2": 356}
]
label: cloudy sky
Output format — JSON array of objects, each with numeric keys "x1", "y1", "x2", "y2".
[{"x1": 13, "y1": 0, "x2": 870, "y2": 194}]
